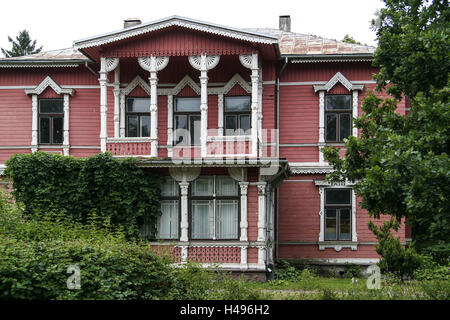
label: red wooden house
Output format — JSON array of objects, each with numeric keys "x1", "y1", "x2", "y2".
[{"x1": 0, "y1": 16, "x2": 407, "y2": 279}]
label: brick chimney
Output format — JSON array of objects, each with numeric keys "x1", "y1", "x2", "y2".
[
  {"x1": 279, "y1": 15, "x2": 291, "y2": 32},
  {"x1": 124, "y1": 18, "x2": 142, "y2": 28}
]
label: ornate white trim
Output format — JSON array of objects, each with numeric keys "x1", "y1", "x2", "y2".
[
  {"x1": 188, "y1": 55, "x2": 220, "y2": 71},
  {"x1": 121, "y1": 75, "x2": 151, "y2": 96},
  {"x1": 105, "y1": 58, "x2": 119, "y2": 72},
  {"x1": 239, "y1": 54, "x2": 253, "y2": 69},
  {"x1": 138, "y1": 56, "x2": 170, "y2": 72},
  {"x1": 0, "y1": 63, "x2": 81, "y2": 68},
  {"x1": 313, "y1": 72, "x2": 364, "y2": 93},
  {"x1": 319, "y1": 243, "x2": 358, "y2": 252},
  {"x1": 0, "y1": 164, "x2": 6, "y2": 175},
  {"x1": 169, "y1": 167, "x2": 201, "y2": 182},
  {"x1": 228, "y1": 167, "x2": 248, "y2": 182},
  {"x1": 170, "y1": 75, "x2": 201, "y2": 96},
  {"x1": 24, "y1": 76, "x2": 74, "y2": 96},
  {"x1": 222, "y1": 73, "x2": 252, "y2": 94},
  {"x1": 74, "y1": 16, "x2": 278, "y2": 49}
]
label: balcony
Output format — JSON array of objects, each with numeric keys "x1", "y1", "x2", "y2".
[{"x1": 106, "y1": 137, "x2": 152, "y2": 157}]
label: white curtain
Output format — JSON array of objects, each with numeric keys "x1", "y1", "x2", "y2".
[
  {"x1": 191, "y1": 200, "x2": 214, "y2": 239},
  {"x1": 157, "y1": 200, "x2": 179, "y2": 239},
  {"x1": 216, "y1": 200, "x2": 238, "y2": 239},
  {"x1": 216, "y1": 176, "x2": 238, "y2": 196}
]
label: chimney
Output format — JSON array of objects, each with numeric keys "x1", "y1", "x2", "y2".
[
  {"x1": 123, "y1": 18, "x2": 142, "y2": 28},
  {"x1": 279, "y1": 15, "x2": 291, "y2": 32}
]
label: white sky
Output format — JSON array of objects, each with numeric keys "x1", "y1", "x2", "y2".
[{"x1": 0, "y1": 0, "x2": 385, "y2": 54}]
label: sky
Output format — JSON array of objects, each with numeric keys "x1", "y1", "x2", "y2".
[{"x1": 0, "y1": 0, "x2": 385, "y2": 54}]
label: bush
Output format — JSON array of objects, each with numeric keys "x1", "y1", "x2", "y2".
[
  {"x1": 420, "y1": 281, "x2": 450, "y2": 300},
  {"x1": 343, "y1": 263, "x2": 362, "y2": 278},
  {"x1": 369, "y1": 218, "x2": 423, "y2": 280},
  {"x1": 274, "y1": 260, "x2": 316, "y2": 282},
  {"x1": 4, "y1": 152, "x2": 162, "y2": 239},
  {"x1": 413, "y1": 255, "x2": 450, "y2": 281}
]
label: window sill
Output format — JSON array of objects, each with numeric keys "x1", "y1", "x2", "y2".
[
  {"x1": 107, "y1": 137, "x2": 154, "y2": 143},
  {"x1": 318, "y1": 241, "x2": 357, "y2": 252},
  {"x1": 207, "y1": 135, "x2": 251, "y2": 142}
]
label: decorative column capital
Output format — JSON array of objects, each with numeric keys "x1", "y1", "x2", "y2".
[
  {"x1": 138, "y1": 56, "x2": 169, "y2": 72},
  {"x1": 188, "y1": 54, "x2": 220, "y2": 71},
  {"x1": 239, "y1": 182, "x2": 249, "y2": 195},
  {"x1": 257, "y1": 183, "x2": 267, "y2": 195},
  {"x1": 179, "y1": 182, "x2": 190, "y2": 196}
]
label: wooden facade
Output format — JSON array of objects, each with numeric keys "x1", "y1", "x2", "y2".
[{"x1": 0, "y1": 16, "x2": 407, "y2": 276}]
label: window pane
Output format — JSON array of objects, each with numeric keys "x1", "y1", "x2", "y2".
[
  {"x1": 175, "y1": 98, "x2": 200, "y2": 112},
  {"x1": 39, "y1": 117, "x2": 50, "y2": 144},
  {"x1": 192, "y1": 177, "x2": 213, "y2": 196},
  {"x1": 216, "y1": 176, "x2": 238, "y2": 196},
  {"x1": 157, "y1": 200, "x2": 179, "y2": 239},
  {"x1": 325, "y1": 95, "x2": 351, "y2": 110},
  {"x1": 190, "y1": 115, "x2": 201, "y2": 145},
  {"x1": 39, "y1": 99, "x2": 63, "y2": 114},
  {"x1": 141, "y1": 115, "x2": 150, "y2": 137},
  {"x1": 161, "y1": 177, "x2": 179, "y2": 197},
  {"x1": 175, "y1": 115, "x2": 187, "y2": 145},
  {"x1": 127, "y1": 98, "x2": 149, "y2": 112},
  {"x1": 52, "y1": 117, "x2": 63, "y2": 144},
  {"x1": 225, "y1": 96, "x2": 250, "y2": 112},
  {"x1": 326, "y1": 189, "x2": 351, "y2": 205},
  {"x1": 339, "y1": 113, "x2": 351, "y2": 141},
  {"x1": 127, "y1": 116, "x2": 138, "y2": 137},
  {"x1": 325, "y1": 209, "x2": 337, "y2": 240},
  {"x1": 191, "y1": 200, "x2": 214, "y2": 239},
  {"x1": 216, "y1": 200, "x2": 238, "y2": 239},
  {"x1": 225, "y1": 115, "x2": 237, "y2": 135},
  {"x1": 239, "y1": 114, "x2": 251, "y2": 134},
  {"x1": 326, "y1": 113, "x2": 337, "y2": 141},
  {"x1": 339, "y1": 209, "x2": 351, "y2": 240}
]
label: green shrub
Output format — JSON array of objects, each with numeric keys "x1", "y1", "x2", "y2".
[
  {"x1": 4, "y1": 152, "x2": 162, "y2": 239},
  {"x1": 343, "y1": 263, "x2": 362, "y2": 278},
  {"x1": 369, "y1": 218, "x2": 423, "y2": 281},
  {"x1": 413, "y1": 255, "x2": 450, "y2": 281},
  {"x1": 420, "y1": 281, "x2": 450, "y2": 300}
]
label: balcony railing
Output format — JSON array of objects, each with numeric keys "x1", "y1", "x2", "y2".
[{"x1": 106, "y1": 137, "x2": 152, "y2": 156}]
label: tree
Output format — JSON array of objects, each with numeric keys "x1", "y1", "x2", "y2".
[
  {"x1": 323, "y1": 0, "x2": 450, "y2": 260},
  {"x1": 342, "y1": 34, "x2": 362, "y2": 45},
  {"x1": 1, "y1": 30, "x2": 43, "y2": 58},
  {"x1": 372, "y1": 0, "x2": 449, "y2": 99}
]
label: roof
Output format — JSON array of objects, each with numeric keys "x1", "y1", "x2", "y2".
[
  {"x1": 0, "y1": 47, "x2": 89, "y2": 67},
  {"x1": 73, "y1": 15, "x2": 279, "y2": 50},
  {"x1": 0, "y1": 18, "x2": 376, "y2": 66},
  {"x1": 245, "y1": 28, "x2": 375, "y2": 61}
]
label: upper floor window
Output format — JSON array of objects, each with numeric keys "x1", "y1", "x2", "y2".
[
  {"x1": 174, "y1": 97, "x2": 201, "y2": 146},
  {"x1": 126, "y1": 98, "x2": 150, "y2": 137},
  {"x1": 39, "y1": 99, "x2": 63, "y2": 145},
  {"x1": 224, "y1": 96, "x2": 251, "y2": 136},
  {"x1": 324, "y1": 188, "x2": 352, "y2": 241},
  {"x1": 191, "y1": 176, "x2": 239, "y2": 240},
  {"x1": 325, "y1": 95, "x2": 352, "y2": 142}
]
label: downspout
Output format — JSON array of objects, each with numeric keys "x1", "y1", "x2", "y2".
[
  {"x1": 275, "y1": 57, "x2": 288, "y2": 262},
  {"x1": 84, "y1": 61, "x2": 100, "y2": 78}
]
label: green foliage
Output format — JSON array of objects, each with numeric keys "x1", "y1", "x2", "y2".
[
  {"x1": 323, "y1": 87, "x2": 450, "y2": 256},
  {"x1": 343, "y1": 263, "x2": 362, "y2": 278},
  {"x1": 413, "y1": 255, "x2": 450, "y2": 281},
  {"x1": 320, "y1": 288, "x2": 338, "y2": 300},
  {"x1": 342, "y1": 34, "x2": 363, "y2": 45},
  {"x1": 368, "y1": 218, "x2": 423, "y2": 280},
  {"x1": 1, "y1": 30, "x2": 43, "y2": 58},
  {"x1": 372, "y1": 0, "x2": 450, "y2": 99},
  {"x1": 274, "y1": 260, "x2": 317, "y2": 281},
  {"x1": 420, "y1": 280, "x2": 450, "y2": 300},
  {"x1": 4, "y1": 152, "x2": 162, "y2": 239}
]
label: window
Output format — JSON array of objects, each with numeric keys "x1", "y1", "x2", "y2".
[
  {"x1": 126, "y1": 98, "x2": 150, "y2": 137},
  {"x1": 224, "y1": 96, "x2": 251, "y2": 135},
  {"x1": 156, "y1": 177, "x2": 180, "y2": 239},
  {"x1": 324, "y1": 189, "x2": 352, "y2": 241},
  {"x1": 191, "y1": 176, "x2": 239, "y2": 240},
  {"x1": 174, "y1": 97, "x2": 201, "y2": 145},
  {"x1": 39, "y1": 99, "x2": 64, "y2": 144},
  {"x1": 325, "y1": 95, "x2": 352, "y2": 142}
]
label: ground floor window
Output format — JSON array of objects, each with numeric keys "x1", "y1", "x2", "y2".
[
  {"x1": 156, "y1": 177, "x2": 180, "y2": 239},
  {"x1": 324, "y1": 188, "x2": 352, "y2": 241},
  {"x1": 191, "y1": 176, "x2": 239, "y2": 240}
]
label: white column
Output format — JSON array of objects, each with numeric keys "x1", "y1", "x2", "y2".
[
  {"x1": 352, "y1": 90, "x2": 359, "y2": 138},
  {"x1": 180, "y1": 246, "x2": 188, "y2": 263},
  {"x1": 138, "y1": 56, "x2": 170, "y2": 157},
  {"x1": 318, "y1": 187, "x2": 325, "y2": 242},
  {"x1": 240, "y1": 246, "x2": 248, "y2": 271},
  {"x1": 318, "y1": 90, "x2": 325, "y2": 163},
  {"x1": 99, "y1": 57, "x2": 120, "y2": 152},
  {"x1": 119, "y1": 94, "x2": 126, "y2": 138},
  {"x1": 31, "y1": 94, "x2": 38, "y2": 152},
  {"x1": 257, "y1": 182, "x2": 267, "y2": 242},
  {"x1": 352, "y1": 189, "x2": 358, "y2": 242},
  {"x1": 113, "y1": 66, "x2": 121, "y2": 138},
  {"x1": 239, "y1": 53, "x2": 259, "y2": 157},
  {"x1": 179, "y1": 181, "x2": 190, "y2": 242},
  {"x1": 257, "y1": 246, "x2": 266, "y2": 268},
  {"x1": 239, "y1": 182, "x2": 249, "y2": 241},
  {"x1": 63, "y1": 94, "x2": 70, "y2": 156},
  {"x1": 218, "y1": 94, "x2": 224, "y2": 136},
  {"x1": 167, "y1": 95, "x2": 173, "y2": 157}
]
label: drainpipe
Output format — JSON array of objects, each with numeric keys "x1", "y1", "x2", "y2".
[
  {"x1": 85, "y1": 61, "x2": 99, "y2": 78},
  {"x1": 275, "y1": 57, "x2": 288, "y2": 262}
]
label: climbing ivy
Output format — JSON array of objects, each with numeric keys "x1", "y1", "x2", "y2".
[{"x1": 4, "y1": 152, "x2": 162, "y2": 239}]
